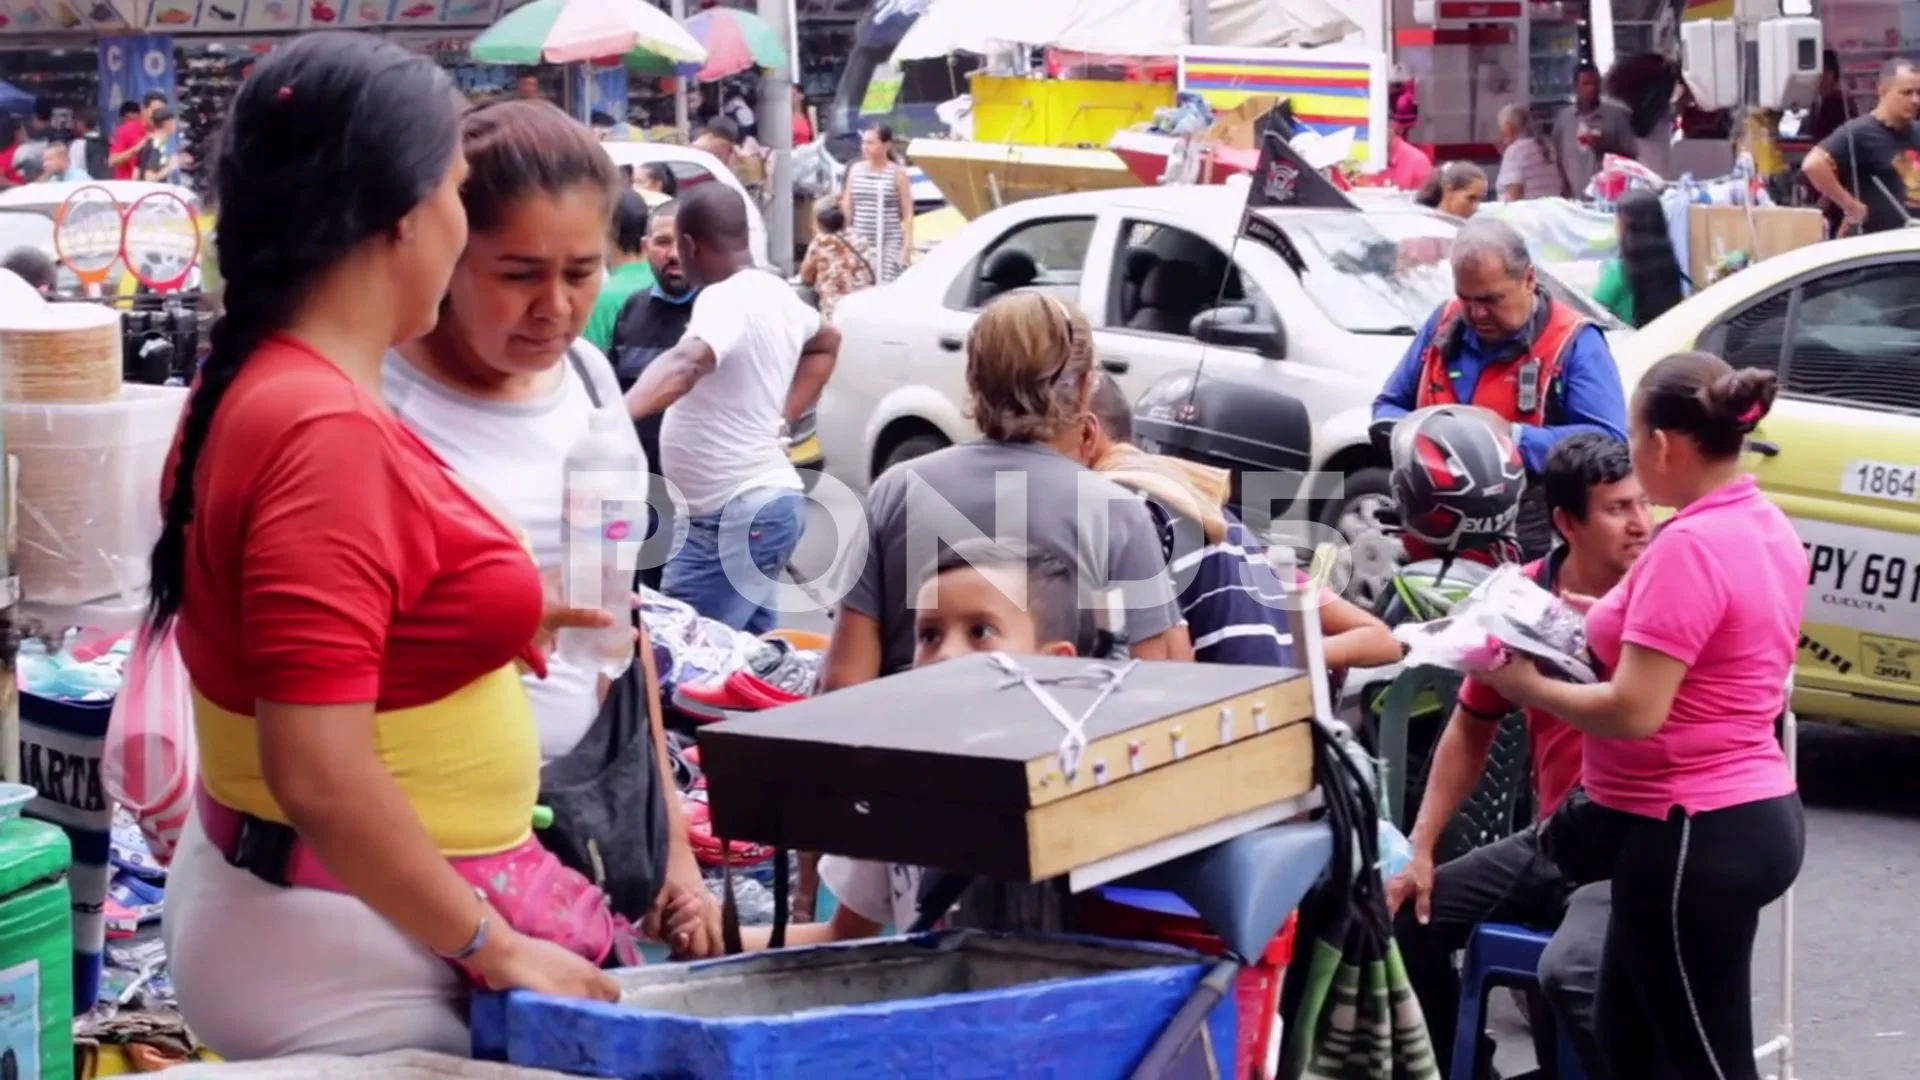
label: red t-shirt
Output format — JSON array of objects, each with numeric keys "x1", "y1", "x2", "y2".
[
  {"x1": 793, "y1": 112, "x2": 815, "y2": 146},
  {"x1": 0, "y1": 146, "x2": 20, "y2": 185},
  {"x1": 1456, "y1": 556, "x2": 1582, "y2": 817},
  {"x1": 173, "y1": 336, "x2": 545, "y2": 716},
  {"x1": 110, "y1": 117, "x2": 146, "y2": 180}
]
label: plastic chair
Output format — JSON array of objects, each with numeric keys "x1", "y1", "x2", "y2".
[
  {"x1": 1372, "y1": 665, "x2": 1536, "y2": 863},
  {"x1": 1450, "y1": 922, "x2": 1586, "y2": 1080},
  {"x1": 1452, "y1": 688, "x2": 1802, "y2": 1080}
]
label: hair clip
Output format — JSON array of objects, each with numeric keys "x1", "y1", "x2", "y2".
[
  {"x1": 1738, "y1": 402, "x2": 1763, "y2": 424},
  {"x1": 276, "y1": 85, "x2": 294, "y2": 101}
]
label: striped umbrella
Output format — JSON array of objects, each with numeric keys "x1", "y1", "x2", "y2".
[
  {"x1": 629, "y1": 6, "x2": 789, "y2": 82},
  {"x1": 471, "y1": 0, "x2": 707, "y2": 67}
]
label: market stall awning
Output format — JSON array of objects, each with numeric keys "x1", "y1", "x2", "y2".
[{"x1": 892, "y1": 0, "x2": 1359, "y2": 60}]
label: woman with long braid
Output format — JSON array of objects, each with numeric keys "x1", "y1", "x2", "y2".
[{"x1": 158, "y1": 33, "x2": 618, "y2": 1058}]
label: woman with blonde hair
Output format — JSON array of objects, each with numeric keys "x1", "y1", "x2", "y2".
[{"x1": 822, "y1": 289, "x2": 1191, "y2": 689}]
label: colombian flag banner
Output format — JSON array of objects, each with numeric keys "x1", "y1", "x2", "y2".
[{"x1": 1178, "y1": 47, "x2": 1389, "y2": 173}]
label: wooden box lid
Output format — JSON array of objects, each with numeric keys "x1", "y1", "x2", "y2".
[{"x1": 698, "y1": 654, "x2": 1316, "y2": 882}]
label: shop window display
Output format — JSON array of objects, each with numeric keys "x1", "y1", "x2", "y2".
[
  {"x1": 0, "y1": 48, "x2": 98, "y2": 138},
  {"x1": 175, "y1": 44, "x2": 254, "y2": 196}
]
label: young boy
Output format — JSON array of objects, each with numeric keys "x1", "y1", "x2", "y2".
[{"x1": 663, "y1": 540, "x2": 1085, "y2": 950}]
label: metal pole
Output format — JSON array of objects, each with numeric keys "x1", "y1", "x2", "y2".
[
  {"x1": 0, "y1": 421, "x2": 17, "y2": 785},
  {"x1": 1189, "y1": 0, "x2": 1209, "y2": 47},
  {"x1": 671, "y1": 0, "x2": 690, "y2": 133},
  {"x1": 758, "y1": 0, "x2": 797, "y2": 272}
]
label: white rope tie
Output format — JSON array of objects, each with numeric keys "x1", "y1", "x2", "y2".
[{"x1": 986, "y1": 653, "x2": 1138, "y2": 783}]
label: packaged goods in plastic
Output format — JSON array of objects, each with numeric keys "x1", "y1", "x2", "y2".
[{"x1": 3, "y1": 384, "x2": 187, "y2": 605}]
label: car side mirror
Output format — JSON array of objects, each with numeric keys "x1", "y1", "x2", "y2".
[{"x1": 1191, "y1": 305, "x2": 1285, "y2": 360}]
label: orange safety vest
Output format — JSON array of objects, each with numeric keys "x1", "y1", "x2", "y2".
[{"x1": 1416, "y1": 298, "x2": 1590, "y2": 427}]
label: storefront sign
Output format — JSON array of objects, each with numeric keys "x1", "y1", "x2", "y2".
[
  {"x1": 445, "y1": 0, "x2": 499, "y2": 24},
  {"x1": 1178, "y1": 47, "x2": 1389, "y2": 173},
  {"x1": 98, "y1": 34, "x2": 175, "y2": 112},
  {"x1": 143, "y1": 0, "x2": 195, "y2": 26},
  {"x1": 238, "y1": 0, "x2": 301, "y2": 30},
  {"x1": 76, "y1": 0, "x2": 137, "y2": 29},
  {"x1": 389, "y1": 0, "x2": 441, "y2": 25},
  {"x1": 39, "y1": 0, "x2": 88, "y2": 30},
  {"x1": 0, "y1": 0, "x2": 53, "y2": 32},
  {"x1": 339, "y1": 0, "x2": 390, "y2": 26}
]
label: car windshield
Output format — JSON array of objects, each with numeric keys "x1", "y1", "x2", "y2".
[{"x1": 1259, "y1": 210, "x2": 1622, "y2": 335}]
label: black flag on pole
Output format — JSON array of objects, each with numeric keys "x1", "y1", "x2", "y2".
[{"x1": 1238, "y1": 101, "x2": 1356, "y2": 273}]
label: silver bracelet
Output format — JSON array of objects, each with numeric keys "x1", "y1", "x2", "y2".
[{"x1": 440, "y1": 887, "x2": 492, "y2": 962}]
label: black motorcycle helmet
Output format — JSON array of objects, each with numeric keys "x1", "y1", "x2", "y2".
[{"x1": 1387, "y1": 405, "x2": 1527, "y2": 562}]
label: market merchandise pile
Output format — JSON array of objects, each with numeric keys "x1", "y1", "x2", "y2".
[{"x1": 16, "y1": 630, "x2": 132, "y2": 702}]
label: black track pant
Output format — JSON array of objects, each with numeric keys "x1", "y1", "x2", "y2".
[{"x1": 1565, "y1": 794, "x2": 1804, "y2": 1080}]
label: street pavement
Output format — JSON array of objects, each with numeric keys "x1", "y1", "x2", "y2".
[{"x1": 775, "y1": 498, "x2": 1920, "y2": 1080}]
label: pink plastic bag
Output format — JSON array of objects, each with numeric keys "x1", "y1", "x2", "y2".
[{"x1": 103, "y1": 624, "x2": 197, "y2": 865}]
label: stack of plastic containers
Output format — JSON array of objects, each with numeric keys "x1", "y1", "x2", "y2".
[{"x1": 3, "y1": 293, "x2": 187, "y2": 1016}]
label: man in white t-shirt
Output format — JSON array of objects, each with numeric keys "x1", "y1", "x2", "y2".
[{"x1": 627, "y1": 182, "x2": 840, "y2": 632}]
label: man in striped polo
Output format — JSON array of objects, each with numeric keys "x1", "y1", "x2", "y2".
[{"x1": 1081, "y1": 375, "x2": 1400, "y2": 673}]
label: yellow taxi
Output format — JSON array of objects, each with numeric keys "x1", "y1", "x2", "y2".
[{"x1": 1613, "y1": 227, "x2": 1920, "y2": 732}]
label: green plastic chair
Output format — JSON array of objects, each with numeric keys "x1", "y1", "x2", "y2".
[{"x1": 1372, "y1": 665, "x2": 1535, "y2": 866}]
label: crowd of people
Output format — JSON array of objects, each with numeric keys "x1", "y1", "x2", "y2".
[
  {"x1": 32, "y1": 23, "x2": 1821, "y2": 1079},
  {"x1": 0, "y1": 90, "x2": 184, "y2": 189}
]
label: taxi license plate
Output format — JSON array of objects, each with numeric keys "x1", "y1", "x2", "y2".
[
  {"x1": 1840, "y1": 460, "x2": 1920, "y2": 504},
  {"x1": 1797, "y1": 518, "x2": 1920, "y2": 639}
]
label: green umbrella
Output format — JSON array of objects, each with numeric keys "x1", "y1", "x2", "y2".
[{"x1": 471, "y1": 0, "x2": 706, "y2": 67}]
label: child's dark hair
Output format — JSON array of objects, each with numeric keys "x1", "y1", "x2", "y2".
[
  {"x1": 1616, "y1": 189, "x2": 1683, "y2": 327},
  {"x1": 1636, "y1": 351, "x2": 1778, "y2": 460},
  {"x1": 815, "y1": 203, "x2": 845, "y2": 232},
  {"x1": 459, "y1": 98, "x2": 620, "y2": 234},
  {"x1": 641, "y1": 161, "x2": 677, "y2": 196},
  {"x1": 611, "y1": 189, "x2": 650, "y2": 255},
  {"x1": 931, "y1": 540, "x2": 1091, "y2": 654},
  {"x1": 2, "y1": 246, "x2": 57, "y2": 292},
  {"x1": 702, "y1": 116, "x2": 739, "y2": 145},
  {"x1": 1541, "y1": 433, "x2": 1633, "y2": 530},
  {"x1": 147, "y1": 32, "x2": 463, "y2": 630}
]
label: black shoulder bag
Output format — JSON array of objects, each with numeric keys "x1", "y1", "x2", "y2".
[{"x1": 534, "y1": 348, "x2": 674, "y2": 920}]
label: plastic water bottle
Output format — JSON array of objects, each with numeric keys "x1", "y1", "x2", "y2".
[
  {"x1": 1378, "y1": 820, "x2": 1415, "y2": 881},
  {"x1": 559, "y1": 408, "x2": 646, "y2": 681}
]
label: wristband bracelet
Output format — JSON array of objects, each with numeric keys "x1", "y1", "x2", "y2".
[{"x1": 440, "y1": 887, "x2": 492, "y2": 962}]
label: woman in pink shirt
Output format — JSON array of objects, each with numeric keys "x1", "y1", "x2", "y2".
[{"x1": 1473, "y1": 350, "x2": 1805, "y2": 1080}]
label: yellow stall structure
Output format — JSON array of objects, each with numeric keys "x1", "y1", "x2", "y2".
[{"x1": 969, "y1": 76, "x2": 1174, "y2": 149}]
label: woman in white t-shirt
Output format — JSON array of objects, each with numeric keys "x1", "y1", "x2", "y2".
[{"x1": 384, "y1": 98, "x2": 721, "y2": 956}]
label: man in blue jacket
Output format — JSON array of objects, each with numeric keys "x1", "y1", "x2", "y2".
[{"x1": 1373, "y1": 219, "x2": 1627, "y2": 556}]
